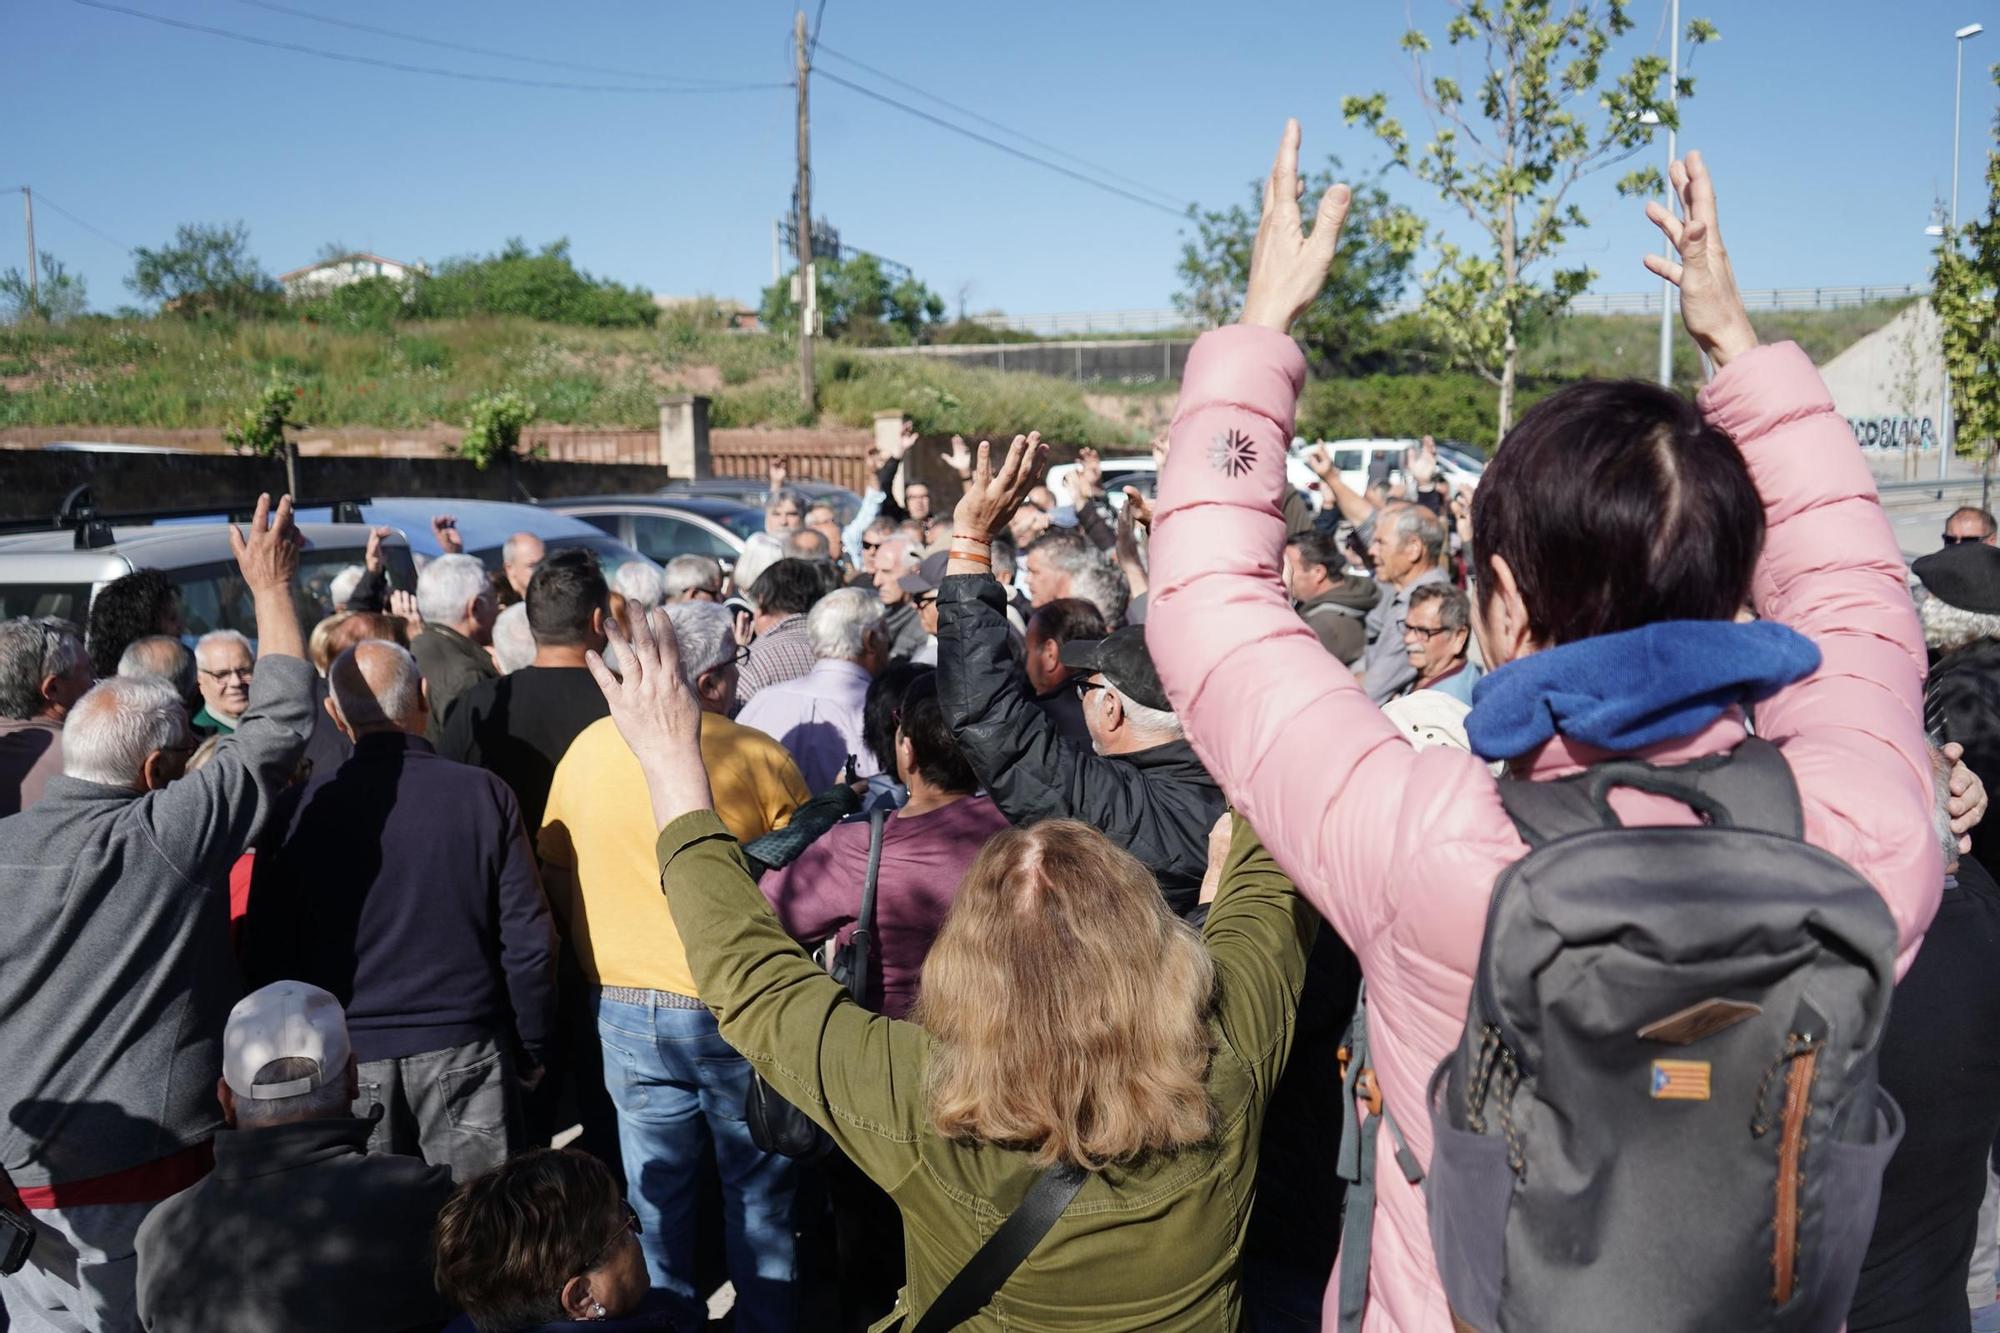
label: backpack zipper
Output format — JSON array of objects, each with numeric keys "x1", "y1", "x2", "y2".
[{"x1": 1771, "y1": 1045, "x2": 1818, "y2": 1305}]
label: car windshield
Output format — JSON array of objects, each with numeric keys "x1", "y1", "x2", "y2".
[
  {"x1": 468, "y1": 532, "x2": 653, "y2": 578},
  {"x1": 177, "y1": 544, "x2": 421, "y2": 641},
  {"x1": 712, "y1": 508, "x2": 765, "y2": 541}
]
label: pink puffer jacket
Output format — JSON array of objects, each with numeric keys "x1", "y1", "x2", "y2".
[{"x1": 1147, "y1": 325, "x2": 1942, "y2": 1333}]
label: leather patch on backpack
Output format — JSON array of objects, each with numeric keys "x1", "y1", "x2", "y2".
[
  {"x1": 1651, "y1": 1059, "x2": 1712, "y2": 1101},
  {"x1": 1637, "y1": 997, "x2": 1762, "y2": 1046}
]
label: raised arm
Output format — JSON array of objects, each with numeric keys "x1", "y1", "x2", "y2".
[
  {"x1": 1647, "y1": 153, "x2": 1939, "y2": 967},
  {"x1": 1201, "y1": 814, "x2": 1317, "y2": 1102},
  {"x1": 585, "y1": 609, "x2": 927, "y2": 1183}
]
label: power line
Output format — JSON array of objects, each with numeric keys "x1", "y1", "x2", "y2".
[
  {"x1": 226, "y1": 0, "x2": 755, "y2": 89},
  {"x1": 816, "y1": 43, "x2": 1188, "y2": 211},
  {"x1": 28, "y1": 191, "x2": 134, "y2": 252},
  {"x1": 809, "y1": 0, "x2": 829, "y2": 59},
  {"x1": 813, "y1": 69, "x2": 1189, "y2": 219},
  {"x1": 66, "y1": 0, "x2": 790, "y2": 94}
]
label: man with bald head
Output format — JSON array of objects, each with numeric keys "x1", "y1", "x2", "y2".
[
  {"x1": 500, "y1": 532, "x2": 546, "y2": 606},
  {"x1": 248, "y1": 638, "x2": 555, "y2": 1180}
]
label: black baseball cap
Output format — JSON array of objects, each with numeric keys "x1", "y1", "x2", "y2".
[
  {"x1": 1059, "y1": 625, "x2": 1172, "y2": 712},
  {"x1": 1915, "y1": 541, "x2": 2000, "y2": 614},
  {"x1": 898, "y1": 550, "x2": 950, "y2": 596}
]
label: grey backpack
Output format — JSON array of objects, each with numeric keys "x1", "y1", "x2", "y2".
[{"x1": 1426, "y1": 738, "x2": 1904, "y2": 1333}]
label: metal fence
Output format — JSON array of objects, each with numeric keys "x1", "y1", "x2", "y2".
[{"x1": 867, "y1": 339, "x2": 1189, "y2": 384}]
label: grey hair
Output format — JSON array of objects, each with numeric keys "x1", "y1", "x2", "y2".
[
  {"x1": 731, "y1": 535, "x2": 787, "y2": 609},
  {"x1": 1028, "y1": 530, "x2": 1100, "y2": 576},
  {"x1": 1069, "y1": 562, "x2": 1131, "y2": 629},
  {"x1": 328, "y1": 565, "x2": 365, "y2": 610},
  {"x1": 416, "y1": 554, "x2": 490, "y2": 626},
  {"x1": 990, "y1": 534, "x2": 1018, "y2": 583},
  {"x1": 1921, "y1": 592, "x2": 2000, "y2": 652},
  {"x1": 62, "y1": 676, "x2": 189, "y2": 787},
  {"x1": 195, "y1": 628, "x2": 254, "y2": 664},
  {"x1": 1108, "y1": 682, "x2": 1183, "y2": 740},
  {"x1": 1931, "y1": 744, "x2": 1961, "y2": 872},
  {"x1": 232, "y1": 1056, "x2": 352, "y2": 1127},
  {"x1": 1391, "y1": 505, "x2": 1449, "y2": 565},
  {"x1": 665, "y1": 602, "x2": 735, "y2": 681},
  {"x1": 878, "y1": 534, "x2": 921, "y2": 572},
  {"x1": 490, "y1": 603, "x2": 537, "y2": 673},
  {"x1": 806, "y1": 587, "x2": 885, "y2": 662},
  {"x1": 614, "y1": 560, "x2": 665, "y2": 611},
  {"x1": 1409, "y1": 582, "x2": 1471, "y2": 634},
  {"x1": 328, "y1": 642, "x2": 424, "y2": 730},
  {"x1": 0, "y1": 616, "x2": 88, "y2": 720},
  {"x1": 663, "y1": 554, "x2": 724, "y2": 602},
  {"x1": 786, "y1": 528, "x2": 830, "y2": 560},
  {"x1": 501, "y1": 532, "x2": 544, "y2": 569},
  {"x1": 118, "y1": 635, "x2": 197, "y2": 703},
  {"x1": 765, "y1": 486, "x2": 804, "y2": 518}
]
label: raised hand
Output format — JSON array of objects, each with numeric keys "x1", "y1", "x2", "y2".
[
  {"x1": 1944, "y1": 740, "x2": 1988, "y2": 853},
  {"x1": 1150, "y1": 430, "x2": 1171, "y2": 470},
  {"x1": 1303, "y1": 443, "x2": 1335, "y2": 479},
  {"x1": 1074, "y1": 447, "x2": 1103, "y2": 502},
  {"x1": 389, "y1": 588, "x2": 424, "y2": 635},
  {"x1": 1241, "y1": 119, "x2": 1353, "y2": 333},
  {"x1": 768, "y1": 458, "x2": 790, "y2": 491},
  {"x1": 431, "y1": 514, "x2": 463, "y2": 555},
  {"x1": 939, "y1": 434, "x2": 974, "y2": 479},
  {"x1": 1120, "y1": 486, "x2": 1155, "y2": 530},
  {"x1": 1644, "y1": 151, "x2": 1758, "y2": 369},
  {"x1": 230, "y1": 493, "x2": 301, "y2": 594},
  {"x1": 888, "y1": 421, "x2": 918, "y2": 461},
  {"x1": 364, "y1": 525, "x2": 393, "y2": 574},
  {"x1": 952, "y1": 432, "x2": 1050, "y2": 543},
  {"x1": 587, "y1": 608, "x2": 714, "y2": 828}
]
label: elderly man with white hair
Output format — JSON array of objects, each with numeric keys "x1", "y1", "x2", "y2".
[
  {"x1": 736, "y1": 587, "x2": 888, "y2": 790},
  {"x1": 247, "y1": 638, "x2": 553, "y2": 1181},
  {"x1": 661, "y1": 554, "x2": 724, "y2": 604},
  {"x1": 0, "y1": 496, "x2": 315, "y2": 1332},
  {"x1": 0, "y1": 616, "x2": 92, "y2": 817},
  {"x1": 193, "y1": 628, "x2": 256, "y2": 734},
  {"x1": 539, "y1": 601, "x2": 810, "y2": 1329},
  {"x1": 612, "y1": 560, "x2": 665, "y2": 613},
  {"x1": 409, "y1": 552, "x2": 498, "y2": 744}
]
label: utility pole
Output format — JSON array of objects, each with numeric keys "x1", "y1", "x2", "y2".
[
  {"x1": 794, "y1": 10, "x2": 817, "y2": 416},
  {"x1": 21, "y1": 187, "x2": 37, "y2": 316},
  {"x1": 1655, "y1": 0, "x2": 1678, "y2": 388}
]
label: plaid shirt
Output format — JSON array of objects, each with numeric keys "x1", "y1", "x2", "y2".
[{"x1": 736, "y1": 615, "x2": 815, "y2": 705}]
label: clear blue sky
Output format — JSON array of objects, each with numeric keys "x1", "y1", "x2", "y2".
[{"x1": 4, "y1": 0, "x2": 1996, "y2": 317}]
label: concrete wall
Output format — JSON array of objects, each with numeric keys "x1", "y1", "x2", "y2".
[
  {"x1": 1819, "y1": 299, "x2": 1948, "y2": 461},
  {"x1": 0, "y1": 451, "x2": 672, "y2": 524}
]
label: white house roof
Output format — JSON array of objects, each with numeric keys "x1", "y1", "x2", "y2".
[{"x1": 277, "y1": 252, "x2": 417, "y2": 282}]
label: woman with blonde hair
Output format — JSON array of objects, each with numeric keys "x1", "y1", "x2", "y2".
[{"x1": 586, "y1": 599, "x2": 1316, "y2": 1331}]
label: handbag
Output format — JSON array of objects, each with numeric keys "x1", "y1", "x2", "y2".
[
  {"x1": 745, "y1": 811, "x2": 887, "y2": 1160},
  {"x1": 906, "y1": 1161, "x2": 1088, "y2": 1333}
]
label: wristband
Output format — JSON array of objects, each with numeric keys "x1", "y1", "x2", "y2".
[
  {"x1": 949, "y1": 549, "x2": 993, "y2": 568},
  {"x1": 950, "y1": 531, "x2": 993, "y2": 547}
]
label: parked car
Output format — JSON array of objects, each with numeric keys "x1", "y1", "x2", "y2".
[
  {"x1": 1296, "y1": 438, "x2": 1484, "y2": 496},
  {"x1": 0, "y1": 521, "x2": 416, "y2": 639},
  {"x1": 538, "y1": 495, "x2": 763, "y2": 570},
  {"x1": 662, "y1": 478, "x2": 864, "y2": 527},
  {"x1": 1047, "y1": 455, "x2": 1326, "y2": 512},
  {"x1": 290, "y1": 498, "x2": 654, "y2": 578}
]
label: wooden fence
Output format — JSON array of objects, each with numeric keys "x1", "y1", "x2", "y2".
[{"x1": 709, "y1": 430, "x2": 873, "y2": 494}]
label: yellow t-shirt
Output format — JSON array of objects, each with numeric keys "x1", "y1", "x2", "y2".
[{"x1": 538, "y1": 711, "x2": 811, "y2": 995}]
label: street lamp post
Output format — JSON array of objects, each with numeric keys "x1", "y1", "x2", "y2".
[
  {"x1": 1941, "y1": 22, "x2": 1984, "y2": 481},
  {"x1": 1657, "y1": 0, "x2": 1680, "y2": 388}
]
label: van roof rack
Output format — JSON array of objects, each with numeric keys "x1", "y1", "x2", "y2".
[{"x1": 0, "y1": 487, "x2": 375, "y2": 549}]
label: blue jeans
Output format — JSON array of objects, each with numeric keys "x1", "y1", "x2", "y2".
[{"x1": 595, "y1": 993, "x2": 799, "y2": 1333}]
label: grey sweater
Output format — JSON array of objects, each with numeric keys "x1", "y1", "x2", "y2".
[{"x1": 0, "y1": 655, "x2": 315, "y2": 1189}]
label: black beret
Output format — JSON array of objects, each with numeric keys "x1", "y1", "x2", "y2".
[{"x1": 1914, "y1": 541, "x2": 2000, "y2": 614}]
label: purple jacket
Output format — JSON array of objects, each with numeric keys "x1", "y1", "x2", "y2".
[{"x1": 1147, "y1": 326, "x2": 1941, "y2": 1331}]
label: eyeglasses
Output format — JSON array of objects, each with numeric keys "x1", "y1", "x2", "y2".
[
  {"x1": 579, "y1": 1202, "x2": 641, "y2": 1275},
  {"x1": 1943, "y1": 533, "x2": 1989, "y2": 545},
  {"x1": 731, "y1": 643, "x2": 753, "y2": 666},
  {"x1": 1073, "y1": 677, "x2": 1106, "y2": 700},
  {"x1": 912, "y1": 592, "x2": 937, "y2": 609},
  {"x1": 200, "y1": 666, "x2": 254, "y2": 682},
  {"x1": 1403, "y1": 623, "x2": 1455, "y2": 641},
  {"x1": 861, "y1": 539, "x2": 883, "y2": 553}
]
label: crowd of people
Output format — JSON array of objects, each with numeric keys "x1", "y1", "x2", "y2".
[{"x1": 3, "y1": 125, "x2": 2000, "y2": 1333}]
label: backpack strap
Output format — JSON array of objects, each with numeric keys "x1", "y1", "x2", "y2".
[
  {"x1": 1500, "y1": 736, "x2": 1803, "y2": 847},
  {"x1": 842, "y1": 811, "x2": 888, "y2": 1006},
  {"x1": 907, "y1": 1161, "x2": 1088, "y2": 1333}
]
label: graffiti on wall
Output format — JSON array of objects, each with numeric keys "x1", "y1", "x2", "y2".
[{"x1": 1848, "y1": 416, "x2": 1939, "y2": 450}]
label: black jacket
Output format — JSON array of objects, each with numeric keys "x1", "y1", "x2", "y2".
[
  {"x1": 134, "y1": 1115, "x2": 455, "y2": 1333},
  {"x1": 936, "y1": 574, "x2": 1223, "y2": 916},
  {"x1": 410, "y1": 625, "x2": 498, "y2": 746},
  {"x1": 1927, "y1": 638, "x2": 2000, "y2": 866}
]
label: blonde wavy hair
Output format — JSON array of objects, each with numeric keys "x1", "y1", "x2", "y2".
[{"x1": 910, "y1": 820, "x2": 1218, "y2": 1169}]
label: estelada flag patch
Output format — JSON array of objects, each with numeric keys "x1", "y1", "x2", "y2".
[{"x1": 1651, "y1": 1059, "x2": 1711, "y2": 1101}]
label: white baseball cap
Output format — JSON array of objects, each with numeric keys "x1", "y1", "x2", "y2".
[{"x1": 222, "y1": 981, "x2": 352, "y2": 1100}]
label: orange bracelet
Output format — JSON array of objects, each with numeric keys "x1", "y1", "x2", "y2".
[{"x1": 950, "y1": 548, "x2": 993, "y2": 567}]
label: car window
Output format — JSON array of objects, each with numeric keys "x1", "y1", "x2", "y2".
[
  {"x1": 1332, "y1": 449, "x2": 1364, "y2": 472},
  {"x1": 711, "y1": 508, "x2": 767, "y2": 541},
  {"x1": 575, "y1": 513, "x2": 622, "y2": 538},
  {"x1": 631, "y1": 514, "x2": 736, "y2": 562},
  {"x1": 0, "y1": 583, "x2": 94, "y2": 624},
  {"x1": 177, "y1": 545, "x2": 418, "y2": 641}
]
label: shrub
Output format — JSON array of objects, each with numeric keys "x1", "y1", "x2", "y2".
[{"x1": 458, "y1": 390, "x2": 539, "y2": 469}]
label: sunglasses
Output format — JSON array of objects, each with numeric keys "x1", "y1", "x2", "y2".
[
  {"x1": 1073, "y1": 677, "x2": 1106, "y2": 700},
  {"x1": 861, "y1": 539, "x2": 884, "y2": 552},
  {"x1": 1942, "y1": 533, "x2": 1989, "y2": 545},
  {"x1": 912, "y1": 592, "x2": 937, "y2": 609}
]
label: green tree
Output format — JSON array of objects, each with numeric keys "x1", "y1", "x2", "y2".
[
  {"x1": 458, "y1": 391, "x2": 540, "y2": 470},
  {"x1": 761, "y1": 252, "x2": 946, "y2": 344},
  {"x1": 223, "y1": 374, "x2": 306, "y2": 495},
  {"x1": 1176, "y1": 163, "x2": 1419, "y2": 373},
  {"x1": 0, "y1": 252, "x2": 89, "y2": 324},
  {"x1": 1343, "y1": 1, "x2": 1715, "y2": 437},
  {"x1": 1934, "y1": 62, "x2": 2000, "y2": 469},
  {"x1": 127, "y1": 221, "x2": 281, "y2": 318},
  {"x1": 415, "y1": 239, "x2": 655, "y2": 328}
]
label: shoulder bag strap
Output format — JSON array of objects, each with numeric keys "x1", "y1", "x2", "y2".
[
  {"x1": 908, "y1": 1162, "x2": 1089, "y2": 1333},
  {"x1": 842, "y1": 811, "x2": 888, "y2": 1005}
]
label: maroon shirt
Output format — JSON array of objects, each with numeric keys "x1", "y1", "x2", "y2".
[
  {"x1": 762, "y1": 795, "x2": 1010, "y2": 1018},
  {"x1": 0, "y1": 717, "x2": 63, "y2": 818}
]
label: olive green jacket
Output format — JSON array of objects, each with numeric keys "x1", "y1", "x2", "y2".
[{"x1": 656, "y1": 810, "x2": 1317, "y2": 1332}]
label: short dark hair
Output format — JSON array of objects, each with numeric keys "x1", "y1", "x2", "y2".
[
  {"x1": 525, "y1": 550, "x2": 609, "y2": 648},
  {"x1": 1471, "y1": 379, "x2": 1763, "y2": 647},
  {"x1": 1950, "y1": 506, "x2": 1998, "y2": 538},
  {"x1": 1026, "y1": 597, "x2": 1107, "y2": 647},
  {"x1": 1285, "y1": 528, "x2": 1346, "y2": 578},
  {"x1": 863, "y1": 662, "x2": 931, "y2": 777},
  {"x1": 434, "y1": 1149, "x2": 624, "y2": 1333},
  {"x1": 750, "y1": 558, "x2": 827, "y2": 618},
  {"x1": 87, "y1": 569, "x2": 179, "y2": 680},
  {"x1": 896, "y1": 674, "x2": 977, "y2": 793},
  {"x1": 1408, "y1": 582, "x2": 1470, "y2": 634}
]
